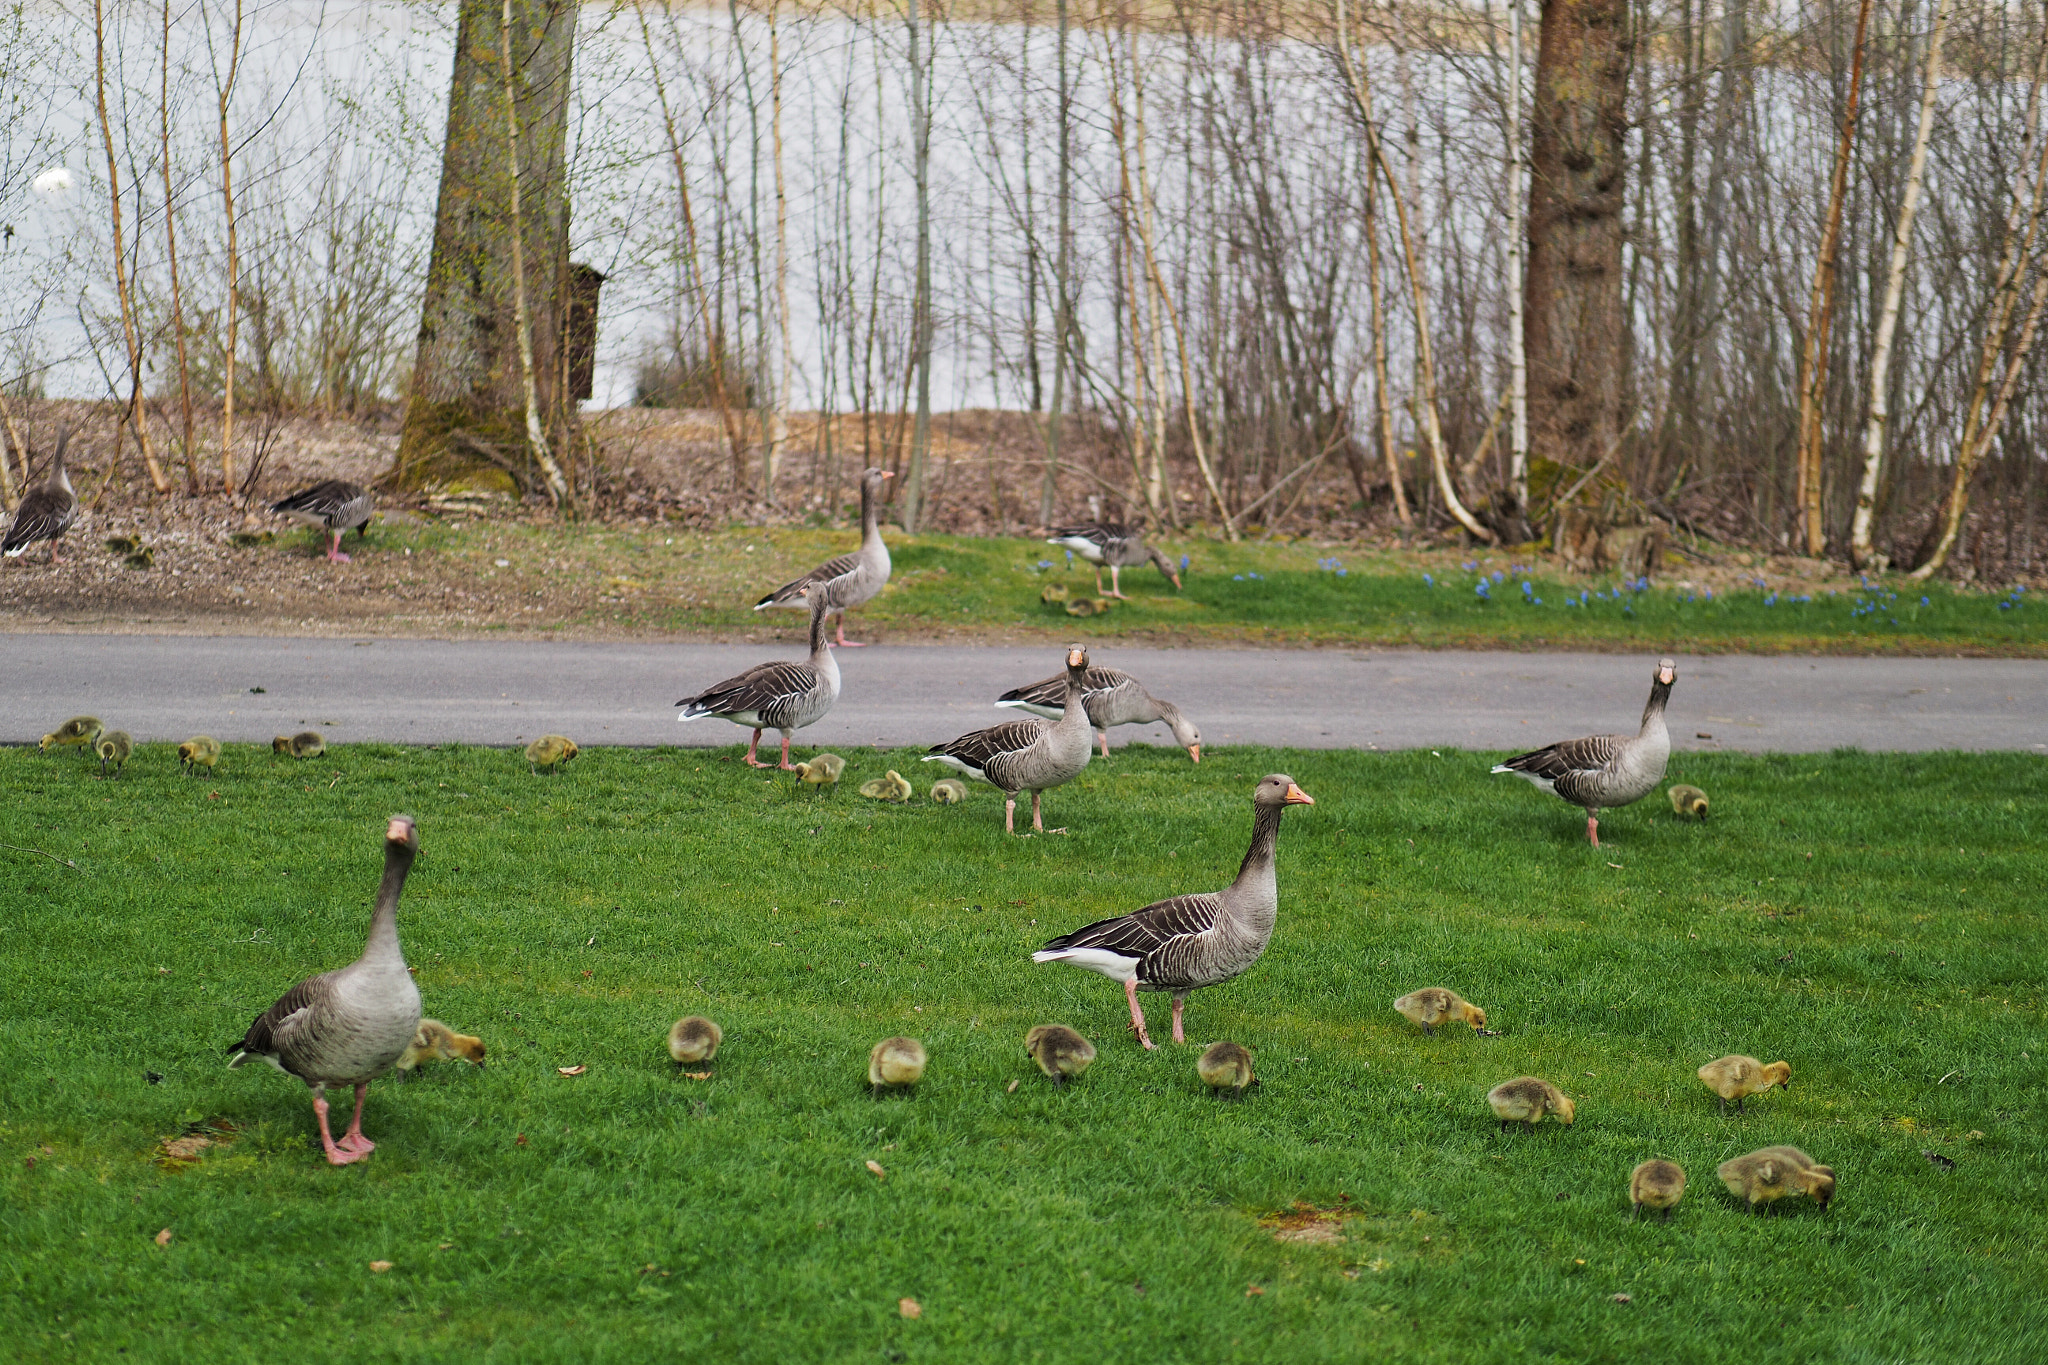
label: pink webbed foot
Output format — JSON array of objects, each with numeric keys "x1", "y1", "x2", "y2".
[
  {"x1": 835, "y1": 616, "x2": 869, "y2": 647},
  {"x1": 313, "y1": 1094, "x2": 371, "y2": 1166},
  {"x1": 1125, "y1": 979, "x2": 1157, "y2": 1050}
]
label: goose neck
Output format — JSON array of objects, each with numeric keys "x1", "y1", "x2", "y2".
[
  {"x1": 1231, "y1": 800, "x2": 1286, "y2": 896},
  {"x1": 361, "y1": 844, "x2": 415, "y2": 965},
  {"x1": 1640, "y1": 678, "x2": 1674, "y2": 733}
]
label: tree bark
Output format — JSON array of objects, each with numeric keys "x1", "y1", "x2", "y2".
[
  {"x1": 392, "y1": 0, "x2": 576, "y2": 494},
  {"x1": 1524, "y1": 0, "x2": 1632, "y2": 490},
  {"x1": 902, "y1": 0, "x2": 932, "y2": 531}
]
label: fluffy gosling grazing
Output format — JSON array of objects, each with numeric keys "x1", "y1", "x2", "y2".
[
  {"x1": 1717, "y1": 1146, "x2": 1835, "y2": 1213},
  {"x1": 274, "y1": 731, "x2": 326, "y2": 759},
  {"x1": 395, "y1": 1019, "x2": 487, "y2": 1073},
  {"x1": 1488, "y1": 1076, "x2": 1576, "y2": 1132},
  {"x1": 869, "y1": 1037, "x2": 927, "y2": 1096},
  {"x1": 1196, "y1": 1041, "x2": 1256, "y2": 1099},
  {"x1": 930, "y1": 777, "x2": 969, "y2": 804},
  {"x1": 525, "y1": 734, "x2": 578, "y2": 775},
  {"x1": 178, "y1": 735, "x2": 221, "y2": 774},
  {"x1": 794, "y1": 753, "x2": 845, "y2": 793},
  {"x1": 1668, "y1": 784, "x2": 1709, "y2": 819},
  {"x1": 1393, "y1": 987, "x2": 1488, "y2": 1037},
  {"x1": 1024, "y1": 1025, "x2": 1096, "y2": 1088},
  {"x1": 1629, "y1": 1159, "x2": 1687, "y2": 1221},
  {"x1": 1697, "y1": 1055, "x2": 1791, "y2": 1116},
  {"x1": 95, "y1": 730, "x2": 133, "y2": 776},
  {"x1": 858, "y1": 769, "x2": 914, "y2": 802},
  {"x1": 667, "y1": 1016, "x2": 723, "y2": 1066},
  {"x1": 40, "y1": 716, "x2": 103, "y2": 755}
]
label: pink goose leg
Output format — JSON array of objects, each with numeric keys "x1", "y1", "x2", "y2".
[
  {"x1": 326, "y1": 530, "x2": 352, "y2": 564},
  {"x1": 1124, "y1": 979, "x2": 1156, "y2": 1050},
  {"x1": 1171, "y1": 995, "x2": 1188, "y2": 1045},
  {"x1": 835, "y1": 612, "x2": 868, "y2": 647},
  {"x1": 312, "y1": 1092, "x2": 370, "y2": 1166},
  {"x1": 338, "y1": 1082, "x2": 376, "y2": 1155},
  {"x1": 1586, "y1": 812, "x2": 1602, "y2": 847},
  {"x1": 743, "y1": 728, "x2": 772, "y2": 767}
]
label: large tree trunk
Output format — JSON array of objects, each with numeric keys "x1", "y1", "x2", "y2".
[
  {"x1": 391, "y1": 0, "x2": 577, "y2": 494},
  {"x1": 1524, "y1": 0, "x2": 1632, "y2": 484}
]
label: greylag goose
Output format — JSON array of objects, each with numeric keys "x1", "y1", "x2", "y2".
[
  {"x1": 395, "y1": 1019, "x2": 486, "y2": 1072},
  {"x1": 525, "y1": 734, "x2": 578, "y2": 774},
  {"x1": 754, "y1": 467, "x2": 894, "y2": 646},
  {"x1": 1044, "y1": 522, "x2": 1182, "y2": 599},
  {"x1": 274, "y1": 731, "x2": 326, "y2": 759},
  {"x1": 676, "y1": 587, "x2": 840, "y2": 770},
  {"x1": 1487, "y1": 1076, "x2": 1575, "y2": 1131},
  {"x1": 271, "y1": 479, "x2": 373, "y2": 563},
  {"x1": 95, "y1": 730, "x2": 133, "y2": 776},
  {"x1": 178, "y1": 735, "x2": 222, "y2": 774},
  {"x1": 995, "y1": 666, "x2": 1201, "y2": 762},
  {"x1": 1492, "y1": 657, "x2": 1677, "y2": 847},
  {"x1": 2, "y1": 427, "x2": 78, "y2": 564},
  {"x1": 668, "y1": 1016, "x2": 722, "y2": 1065},
  {"x1": 1717, "y1": 1146, "x2": 1835, "y2": 1212},
  {"x1": 1630, "y1": 1159, "x2": 1686, "y2": 1220},
  {"x1": 1668, "y1": 783, "x2": 1708, "y2": 819},
  {"x1": 228, "y1": 815, "x2": 423, "y2": 1165},
  {"x1": 40, "y1": 715, "x2": 103, "y2": 755},
  {"x1": 1024, "y1": 1025, "x2": 1096, "y2": 1087},
  {"x1": 1032, "y1": 773, "x2": 1313, "y2": 1048},
  {"x1": 1196, "y1": 1041, "x2": 1256, "y2": 1098},
  {"x1": 1393, "y1": 987, "x2": 1487, "y2": 1036},
  {"x1": 869, "y1": 1036, "x2": 926, "y2": 1095},
  {"x1": 1697, "y1": 1055, "x2": 1790, "y2": 1115},
  {"x1": 926, "y1": 644, "x2": 1095, "y2": 834}
]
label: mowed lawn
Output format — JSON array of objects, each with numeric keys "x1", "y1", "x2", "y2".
[{"x1": 1, "y1": 742, "x2": 2041, "y2": 1363}]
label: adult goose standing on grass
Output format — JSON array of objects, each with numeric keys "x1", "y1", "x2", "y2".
[
  {"x1": 926, "y1": 644, "x2": 1094, "y2": 834},
  {"x1": 228, "y1": 815, "x2": 423, "y2": 1166},
  {"x1": 271, "y1": 479, "x2": 373, "y2": 563},
  {"x1": 676, "y1": 587, "x2": 840, "y2": 770},
  {"x1": 754, "y1": 466, "x2": 893, "y2": 646},
  {"x1": 1492, "y1": 657, "x2": 1676, "y2": 848},
  {"x1": 2, "y1": 426, "x2": 77, "y2": 564},
  {"x1": 995, "y1": 665, "x2": 1201, "y2": 762},
  {"x1": 1032, "y1": 773, "x2": 1313, "y2": 1049},
  {"x1": 1044, "y1": 522, "x2": 1182, "y2": 599}
]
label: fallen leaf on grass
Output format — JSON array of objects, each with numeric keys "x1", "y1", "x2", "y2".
[
  {"x1": 369, "y1": 1261, "x2": 393, "y2": 1273},
  {"x1": 1245, "y1": 1285, "x2": 1265, "y2": 1297},
  {"x1": 437, "y1": 1244, "x2": 453, "y2": 1251},
  {"x1": 1606, "y1": 862, "x2": 1623, "y2": 870},
  {"x1": 154, "y1": 1228, "x2": 172, "y2": 1247},
  {"x1": 866, "y1": 1160, "x2": 886, "y2": 1180},
  {"x1": 899, "y1": 1298, "x2": 922, "y2": 1319},
  {"x1": 558, "y1": 1065, "x2": 586, "y2": 1076},
  {"x1": 1005, "y1": 1079, "x2": 1019, "y2": 1093},
  {"x1": 683, "y1": 1071, "x2": 712, "y2": 1081},
  {"x1": 515, "y1": 1133, "x2": 528, "y2": 1146},
  {"x1": 1612, "y1": 1293, "x2": 1632, "y2": 1304}
]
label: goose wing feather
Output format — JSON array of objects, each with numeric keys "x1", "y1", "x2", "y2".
[
  {"x1": 272, "y1": 480, "x2": 372, "y2": 529},
  {"x1": 928, "y1": 719, "x2": 1047, "y2": 770},
  {"x1": 1041, "y1": 892, "x2": 1221, "y2": 962},
  {"x1": 755, "y1": 552, "x2": 860, "y2": 608},
  {"x1": 229, "y1": 973, "x2": 331, "y2": 1067},
  {"x1": 1496, "y1": 735, "x2": 1627, "y2": 805},
  {"x1": 678, "y1": 660, "x2": 822, "y2": 720},
  {"x1": 996, "y1": 667, "x2": 1128, "y2": 711}
]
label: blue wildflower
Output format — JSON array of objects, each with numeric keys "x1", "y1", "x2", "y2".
[
  {"x1": 1521, "y1": 581, "x2": 1534, "y2": 596},
  {"x1": 1423, "y1": 573, "x2": 1434, "y2": 587},
  {"x1": 1180, "y1": 554, "x2": 1190, "y2": 571},
  {"x1": 1920, "y1": 596, "x2": 1930, "y2": 606},
  {"x1": 1233, "y1": 574, "x2": 1244, "y2": 582},
  {"x1": 1036, "y1": 559, "x2": 1053, "y2": 569},
  {"x1": 1475, "y1": 581, "x2": 1491, "y2": 599}
]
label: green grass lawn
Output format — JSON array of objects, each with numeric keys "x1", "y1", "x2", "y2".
[
  {"x1": 3, "y1": 743, "x2": 2042, "y2": 1362},
  {"x1": 393, "y1": 520, "x2": 2048, "y2": 654}
]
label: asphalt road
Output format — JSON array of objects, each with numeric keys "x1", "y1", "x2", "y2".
[{"x1": 2, "y1": 635, "x2": 2041, "y2": 753}]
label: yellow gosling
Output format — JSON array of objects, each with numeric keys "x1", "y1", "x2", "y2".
[
  {"x1": 525, "y1": 734, "x2": 578, "y2": 774},
  {"x1": 1196, "y1": 1041, "x2": 1256, "y2": 1099},
  {"x1": 273, "y1": 731, "x2": 325, "y2": 759},
  {"x1": 1717, "y1": 1146, "x2": 1836, "y2": 1213},
  {"x1": 95, "y1": 730, "x2": 133, "y2": 776},
  {"x1": 1487, "y1": 1076, "x2": 1575, "y2": 1132},
  {"x1": 1393, "y1": 987, "x2": 1488, "y2": 1037},
  {"x1": 1697, "y1": 1055, "x2": 1791, "y2": 1116},
  {"x1": 795, "y1": 753, "x2": 846, "y2": 793},
  {"x1": 869, "y1": 1037, "x2": 927, "y2": 1096},
  {"x1": 667, "y1": 1016, "x2": 723, "y2": 1065},
  {"x1": 177, "y1": 736, "x2": 222, "y2": 774},
  {"x1": 396, "y1": 1019, "x2": 487, "y2": 1072},
  {"x1": 1668, "y1": 784, "x2": 1709, "y2": 819},
  {"x1": 1629, "y1": 1159, "x2": 1687, "y2": 1220},
  {"x1": 1024, "y1": 1025, "x2": 1096, "y2": 1088},
  {"x1": 930, "y1": 778, "x2": 968, "y2": 804},
  {"x1": 41, "y1": 716, "x2": 103, "y2": 755},
  {"x1": 858, "y1": 770, "x2": 914, "y2": 802}
]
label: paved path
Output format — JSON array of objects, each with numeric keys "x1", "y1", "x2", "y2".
[{"x1": 1, "y1": 635, "x2": 2041, "y2": 753}]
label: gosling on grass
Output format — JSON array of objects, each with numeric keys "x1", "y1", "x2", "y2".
[
  {"x1": 1025, "y1": 1025, "x2": 1096, "y2": 1088},
  {"x1": 1487, "y1": 1076, "x2": 1575, "y2": 1132},
  {"x1": 395, "y1": 1019, "x2": 487, "y2": 1073},
  {"x1": 525, "y1": 734, "x2": 578, "y2": 775},
  {"x1": 40, "y1": 716, "x2": 103, "y2": 755},
  {"x1": 1668, "y1": 784, "x2": 1709, "y2": 819},
  {"x1": 857, "y1": 769, "x2": 914, "y2": 802},
  {"x1": 177, "y1": 735, "x2": 221, "y2": 775},
  {"x1": 1717, "y1": 1146, "x2": 1835, "y2": 1213},
  {"x1": 667, "y1": 1016, "x2": 723, "y2": 1066},
  {"x1": 273, "y1": 731, "x2": 325, "y2": 759},
  {"x1": 1698, "y1": 1055, "x2": 1791, "y2": 1116},
  {"x1": 869, "y1": 1036, "x2": 927, "y2": 1096},
  {"x1": 930, "y1": 777, "x2": 968, "y2": 805},
  {"x1": 1629, "y1": 1159, "x2": 1687, "y2": 1221},
  {"x1": 1196, "y1": 1041, "x2": 1256, "y2": 1099},
  {"x1": 794, "y1": 753, "x2": 845, "y2": 794},
  {"x1": 95, "y1": 730, "x2": 133, "y2": 776},
  {"x1": 1393, "y1": 987, "x2": 1487, "y2": 1037}
]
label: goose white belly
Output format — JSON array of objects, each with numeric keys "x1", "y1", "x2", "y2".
[
  {"x1": 1031, "y1": 944, "x2": 1140, "y2": 983},
  {"x1": 1049, "y1": 535, "x2": 1108, "y2": 564},
  {"x1": 924, "y1": 752, "x2": 988, "y2": 782},
  {"x1": 994, "y1": 699, "x2": 1065, "y2": 722}
]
